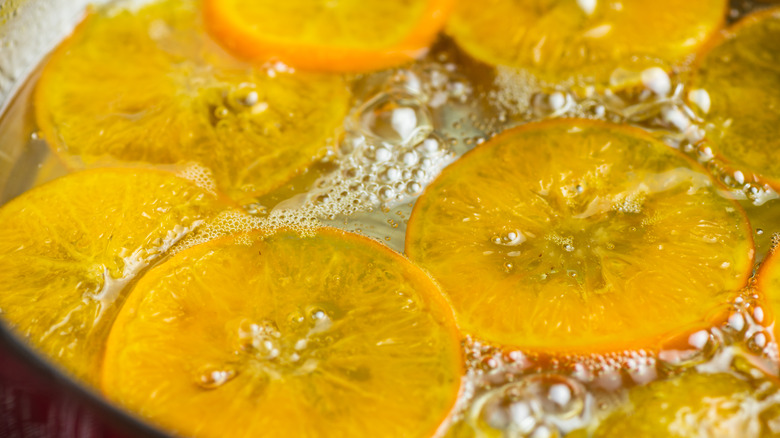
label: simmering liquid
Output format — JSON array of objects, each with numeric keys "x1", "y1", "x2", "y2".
[{"x1": 1, "y1": 0, "x2": 780, "y2": 437}]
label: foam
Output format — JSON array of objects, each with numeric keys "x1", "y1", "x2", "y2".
[{"x1": 177, "y1": 162, "x2": 218, "y2": 196}]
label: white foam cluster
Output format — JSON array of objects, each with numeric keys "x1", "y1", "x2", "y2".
[
  {"x1": 177, "y1": 162, "x2": 217, "y2": 196},
  {"x1": 170, "y1": 209, "x2": 321, "y2": 254},
  {"x1": 267, "y1": 66, "x2": 466, "y2": 221}
]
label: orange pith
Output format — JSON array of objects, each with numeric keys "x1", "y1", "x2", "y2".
[
  {"x1": 102, "y1": 227, "x2": 463, "y2": 438},
  {"x1": 687, "y1": 7, "x2": 780, "y2": 191},
  {"x1": 34, "y1": 0, "x2": 351, "y2": 204},
  {"x1": 204, "y1": 0, "x2": 454, "y2": 72},
  {"x1": 446, "y1": 0, "x2": 727, "y2": 91},
  {"x1": 406, "y1": 118, "x2": 754, "y2": 353},
  {"x1": 0, "y1": 168, "x2": 231, "y2": 384}
]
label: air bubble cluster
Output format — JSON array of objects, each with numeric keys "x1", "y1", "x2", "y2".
[{"x1": 463, "y1": 374, "x2": 590, "y2": 437}]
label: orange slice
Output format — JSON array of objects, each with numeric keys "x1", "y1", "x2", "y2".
[
  {"x1": 0, "y1": 168, "x2": 230, "y2": 384},
  {"x1": 757, "y1": 244, "x2": 780, "y2": 334},
  {"x1": 102, "y1": 227, "x2": 463, "y2": 438},
  {"x1": 35, "y1": 0, "x2": 351, "y2": 204},
  {"x1": 406, "y1": 119, "x2": 754, "y2": 353},
  {"x1": 687, "y1": 7, "x2": 780, "y2": 190},
  {"x1": 446, "y1": 0, "x2": 727, "y2": 90},
  {"x1": 204, "y1": 0, "x2": 453, "y2": 72},
  {"x1": 569, "y1": 371, "x2": 780, "y2": 438}
]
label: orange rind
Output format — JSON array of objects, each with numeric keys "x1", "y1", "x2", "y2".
[{"x1": 204, "y1": 0, "x2": 453, "y2": 72}]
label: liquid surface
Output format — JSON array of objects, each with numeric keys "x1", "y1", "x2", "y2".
[{"x1": 1, "y1": 0, "x2": 780, "y2": 437}]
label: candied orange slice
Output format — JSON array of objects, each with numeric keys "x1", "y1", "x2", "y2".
[
  {"x1": 35, "y1": 0, "x2": 350, "y2": 204},
  {"x1": 406, "y1": 119, "x2": 754, "y2": 353},
  {"x1": 446, "y1": 0, "x2": 726, "y2": 90},
  {"x1": 757, "y1": 245, "x2": 780, "y2": 333},
  {"x1": 687, "y1": 8, "x2": 780, "y2": 190},
  {"x1": 204, "y1": 0, "x2": 453, "y2": 72},
  {"x1": 102, "y1": 227, "x2": 463, "y2": 438},
  {"x1": 0, "y1": 168, "x2": 230, "y2": 384},
  {"x1": 569, "y1": 372, "x2": 780, "y2": 437}
]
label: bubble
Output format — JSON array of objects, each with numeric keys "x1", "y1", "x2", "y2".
[
  {"x1": 306, "y1": 306, "x2": 333, "y2": 335},
  {"x1": 374, "y1": 147, "x2": 392, "y2": 163},
  {"x1": 661, "y1": 106, "x2": 690, "y2": 131},
  {"x1": 406, "y1": 181, "x2": 422, "y2": 195},
  {"x1": 226, "y1": 83, "x2": 264, "y2": 112},
  {"x1": 747, "y1": 331, "x2": 768, "y2": 353},
  {"x1": 287, "y1": 310, "x2": 305, "y2": 326},
  {"x1": 734, "y1": 170, "x2": 745, "y2": 185},
  {"x1": 469, "y1": 375, "x2": 587, "y2": 437},
  {"x1": 381, "y1": 167, "x2": 401, "y2": 182},
  {"x1": 688, "y1": 88, "x2": 711, "y2": 114},
  {"x1": 417, "y1": 137, "x2": 441, "y2": 155},
  {"x1": 530, "y1": 422, "x2": 560, "y2": 438},
  {"x1": 658, "y1": 329, "x2": 720, "y2": 369},
  {"x1": 549, "y1": 93, "x2": 567, "y2": 111},
  {"x1": 242, "y1": 91, "x2": 259, "y2": 107},
  {"x1": 525, "y1": 375, "x2": 586, "y2": 420},
  {"x1": 532, "y1": 92, "x2": 574, "y2": 118},
  {"x1": 494, "y1": 230, "x2": 528, "y2": 247},
  {"x1": 753, "y1": 306, "x2": 765, "y2": 324},
  {"x1": 379, "y1": 186, "x2": 396, "y2": 201},
  {"x1": 353, "y1": 91, "x2": 433, "y2": 147},
  {"x1": 214, "y1": 105, "x2": 229, "y2": 119},
  {"x1": 477, "y1": 396, "x2": 538, "y2": 435},
  {"x1": 195, "y1": 365, "x2": 236, "y2": 390},
  {"x1": 727, "y1": 312, "x2": 746, "y2": 333},
  {"x1": 576, "y1": 0, "x2": 596, "y2": 15},
  {"x1": 640, "y1": 67, "x2": 671, "y2": 96},
  {"x1": 401, "y1": 151, "x2": 419, "y2": 167},
  {"x1": 237, "y1": 319, "x2": 282, "y2": 360}
]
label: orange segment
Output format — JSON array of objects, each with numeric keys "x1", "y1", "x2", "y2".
[
  {"x1": 102, "y1": 228, "x2": 463, "y2": 438},
  {"x1": 405, "y1": 119, "x2": 754, "y2": 353},
  {"x1": 687, "y1": 8, "x2": 780, "y2": 190},
  {"x1": 35, "y1": 0, "x2": 351, "y2": 204},
  {"x1": 446, "y1": 0, "x2": 727, "y2": 90},
  {"x1": 569, "y1": 372, "x2": 780, "y2": 437},
  {"x1": 204, "y1": 0, "x2": 453, "y2": 72},
  {"x1": 0, "y1": 168, "x2": 230, "y2": 384}
]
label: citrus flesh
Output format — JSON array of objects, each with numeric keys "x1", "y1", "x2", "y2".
[
  {"x1": 204, "y1": 0, "x2": 453, "y2": 72},
  {"x1": 446, "y1": 0, "x2": 726, "y2": 90},
  {"x1": 405, "y1": 119, "x2": 754, "y2": 353},
  {"x1": 35, "y1": 0, "x2": 351, "y2": 204},
  {"x1": 570, "y1": 372, "x2": 780, "y2": 438},
  {"x1": 0, "y1": 168, "x2": 229, "y2": 384},
  {"x1": 102, "y1": 227, "x2": 463, "y2": 438},
  {"x1": 688, "y1": 7, "x2": 780, "y2": 190}
]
